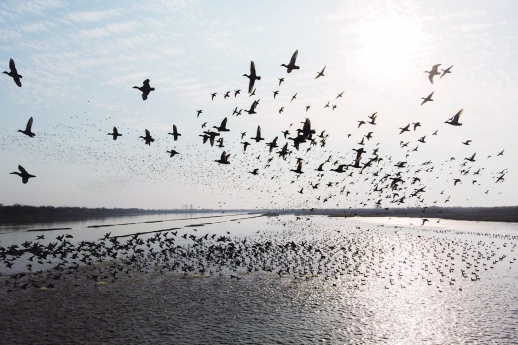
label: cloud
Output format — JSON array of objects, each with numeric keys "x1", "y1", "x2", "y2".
[
  {"x1": 64, "y1": 9, "x2": 124, "y2": 23},
  {"x1": 455, "y1": 21, "x2": 507, "y2": 33},
  {"x1": 0, "y1": 0, "x2": 65, "y2": 16},
  {"x1": 74, "y1": 21, "x2": 142, "y2": 39}
]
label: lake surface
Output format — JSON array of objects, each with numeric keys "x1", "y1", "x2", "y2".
[{"x1": 1, "y1": 213, "x2": 517, "y2": 344}]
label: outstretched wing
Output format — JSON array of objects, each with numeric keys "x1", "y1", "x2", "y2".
[
  {"x1": 9, "y1": 58, "x2": 16, "y2": 72},
  {"x1": 290, "y1": 50, "x2": 298, "y2": 65},
  {"x1": 26, "y1": 117, "x2": 33, "y2": 131}
]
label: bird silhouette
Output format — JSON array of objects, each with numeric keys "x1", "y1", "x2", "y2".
[
  {"x1": 168, "y1": 125, "x2": 181, "y2": 140},
  {"x1": 133, "y1": 79, "x2": 154, "y2": 100},
  {"x1": 18, "y1": 117, "x2": 35, "y2": 137},
  {"x1": 290, "y1": 160, "x2": 304, "y2": 174},
  {"x1": 10, "y1": 165, "x2": 35, "y2": 184},
  {"x1": 421, "y1": 91, "x2": 434, "y2": 105},
  {"x1": 243, "y1": 61, "x2": 261, "y2": 94},
  {"x1": 440, "y1": 65, "x2": 453, "y2": 79},
  {"x1": 215, "y1": 151, "x2": 230, "y2": 164},
  {"x1": 3, "y1": 58, "x2": 22, "y2": 87},
  {"x1": 140, "y1": 129, "x2": 154, "y2": 145},
  {"x1": 425, "y1": 64, "x2": 441, "y2": 84},
  {"x1": 281, "y1": 50, "x2": 299, "y2": 73},
  {"x1": 399, "y1": 124, "x2": 410, "y2": 134},
  {"x1": 250, "y1": 126, "x2": 264, "y2": 142},
  {"x1": 213, "y1": 118, "x2": 229, "y2": 132},
  {"x1": 167, "y1": 149, "x2": 180, "y2": 158},
  {"x1": 244, "y1": 100, "x2": 259, "y2": 115},
  {"x1": 266, "y1": 136, "x2": 278, "y2": 152},
  {"x1": 108, "y1": 127, "x2": 121, "y2": 140},
  {"x1": 315, "y1": 66, "x2": 326, "y2": 79},
  {"x1": 445, "y1": 109, "x2": 463, "y2": 126}
]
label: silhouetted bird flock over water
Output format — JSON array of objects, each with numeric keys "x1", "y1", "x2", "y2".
[{"x1": 1, "y1": 53, "x2": 512, "y2": 291}]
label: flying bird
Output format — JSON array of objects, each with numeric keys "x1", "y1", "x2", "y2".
[
  {"x1": 140, "y1": 129, "x2": 154, "y2": 145},
  {"x1": 108, "y1": 127, "x2": 122, "y2": 140},
  {"x1": 133, "y1": 79, "x2": 155, "y2": 100},
  {"x1": 445, "y1": 109, "x2": 463, "y2": 126},
  {"x1": 250, "y1": 125, "x2": 264, "y2": 142},
  {"x1": 18, "y1": 117, "x2": 35, "y2": 137},
  {"x1": 440, "y1": 65, "x2": 453, "y2": 79},
  {"x1": 213, "y1": 118, "x2": 230, "y2": 132},
  {"x1": 243, "y1": 61, "x2": 261, "y2": 94},
  {"x1": 3, "y1": 58, "x2": 22, "y2": 87},
  {"x1": 168, "y1": 125, "x2": 181, "y2": 140},
  {"x1": 167, "y1": 149, "x2": 180, "y2": 158},
  {"x1": 421, "y1": 91, "x2": 434, "y2": 105},
  {"x1": 10, "y1": 165, "x2": 35, "y2": 184},
  {"x1": 215, "y1": 151, "x2": 230, "y2": 164},
  {"x1": 290, "y1": 160, "x2": 304, "y2": 174},
  {"x1": 425, "y1": 64, "x2": 441, "y2": 84},
  {"x1": 315, "y1": 66, "x2": 326, "y2": 79},
  {"x1": 281, "y1": 50, "x2": 300, "y2": 73}
]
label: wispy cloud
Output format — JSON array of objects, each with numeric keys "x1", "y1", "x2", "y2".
[
  {"x1": 64, "y1": 9, "x2": 124, "y2": 23},
  {"x1": 74, "y1": 21, "x2": 142, "y2": 39},
  {"x1": 0, "y1": 0, "x2": 65, "y2": 16}
]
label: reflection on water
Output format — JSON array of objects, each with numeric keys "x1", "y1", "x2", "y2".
[{"x1": 0, "y1": 214, "x2": 517, "y2": 344}]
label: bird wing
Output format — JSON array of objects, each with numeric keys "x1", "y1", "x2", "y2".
[
  {"x1": 290, "y1": 50, "x2": 298, "y2": 64},
  {"x1": 113, "y1": 127, "x2": 118, "y2": 134},
  {"x1": 18, "y1": 165, "x2": 27, "y2": 174},
  {"x1": 321, "y1": 66, "x2": 326, "y2": 73},
  {"x1": 257, "y1": 125, "x2": 261, "y2": 137},
  {"x1": 26, "y1": 117, "x2": 33, "y2": 131},
  {"x1": 250, "y1": 61, "x2": 256, "y2": 76},
  {"x1": 9, "y1": 58, "x2": 16, "y2": 72},
  {"x1": 221, "y1": 117, "x2": 227, "y2": 128}
]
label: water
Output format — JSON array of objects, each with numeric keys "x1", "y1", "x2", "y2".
[{"x1": 1, "y1": 213, "x2": 517, "y2": 344}]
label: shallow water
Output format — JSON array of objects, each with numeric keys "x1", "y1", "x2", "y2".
[{"x1": 1, "y1": 214, "x2": 517, "y2": 344}]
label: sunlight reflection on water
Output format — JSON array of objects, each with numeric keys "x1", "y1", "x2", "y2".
[{"x1": 0, "y1": 214, "x2": 517, "y2": 344}]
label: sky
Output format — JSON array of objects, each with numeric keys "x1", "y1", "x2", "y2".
[{"x1": 0, "y1": 0, "x2": 517, "y2": 210}]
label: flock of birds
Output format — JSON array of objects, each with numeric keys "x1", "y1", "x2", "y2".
[
  {"x1": 2, "y1": 52, "x2": 508, "y2": 212},
  {"x1": 1, "y1": 51, "x2": 513, "y2": 292},
  {"x1": 0, "y1": 214, "x2": 516, "y2": 292}
]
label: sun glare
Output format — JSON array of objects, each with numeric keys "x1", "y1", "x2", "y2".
[{"x1": 356, "y1": 16, "x2": 424, "y2": 81}]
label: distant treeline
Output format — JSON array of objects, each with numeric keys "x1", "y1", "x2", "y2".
[
  {"x1": 298, "y1": 206, "x2": 518, "y2": 223},
  {"x1": 0, "y1": 204, "x2": 217, "y2": 223},
  {"x1": 1, "y1": 204, "x2": 516, "y2": 223}
]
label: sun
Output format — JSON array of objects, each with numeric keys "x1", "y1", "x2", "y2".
[{"x1": 356, "y1": 15, "x2": 425, "y2": 81}]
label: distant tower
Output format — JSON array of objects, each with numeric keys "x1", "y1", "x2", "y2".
[{"x1": 190, "y1": 204, "x2": 193, "y2": 210}]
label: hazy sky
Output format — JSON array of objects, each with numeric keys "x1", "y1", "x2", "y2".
[{"x1": 1, "y1": 0, "x2": 516, "y2": 210}]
